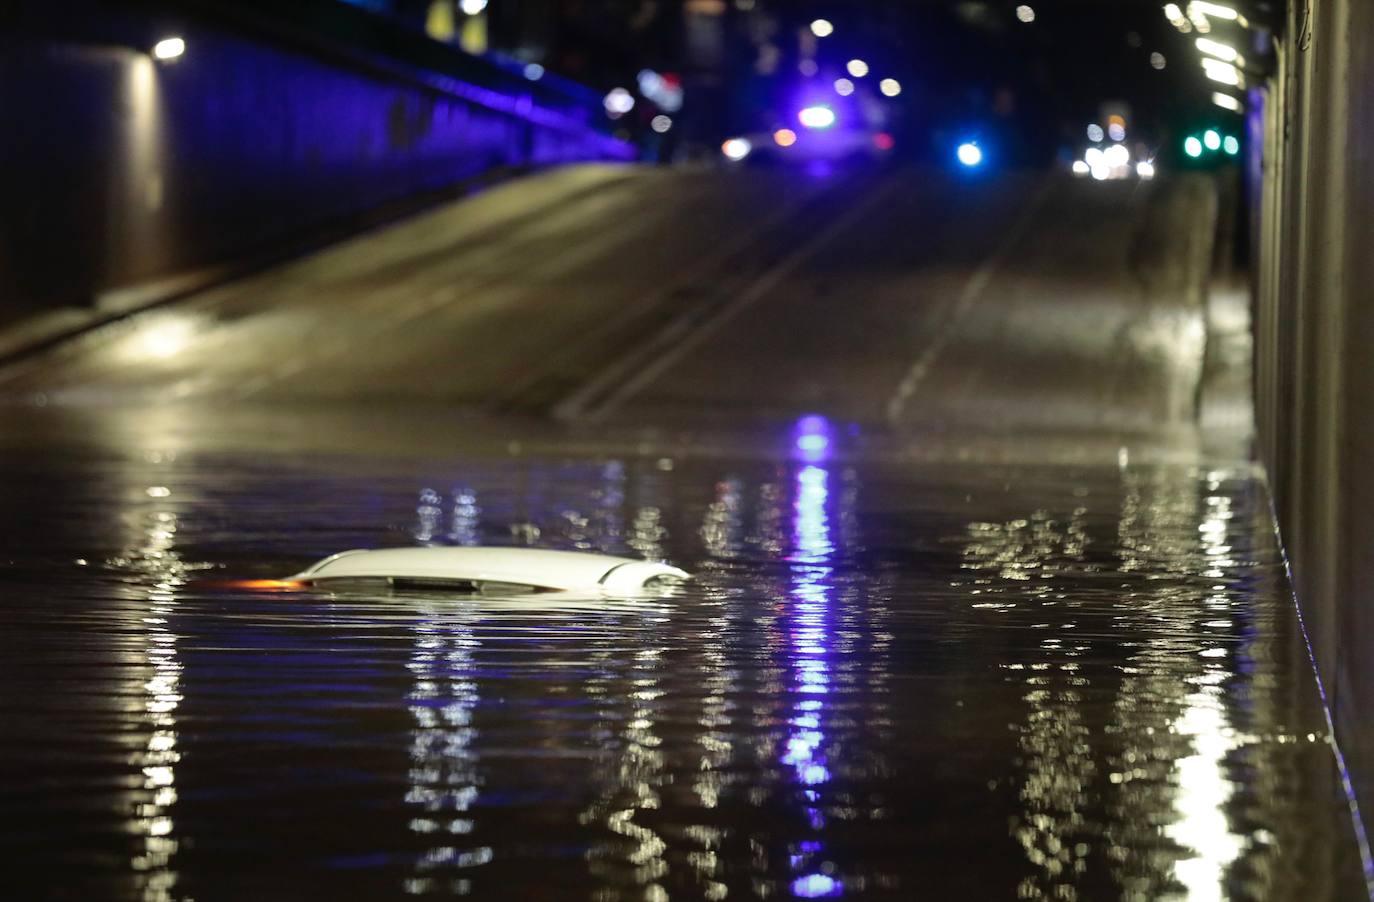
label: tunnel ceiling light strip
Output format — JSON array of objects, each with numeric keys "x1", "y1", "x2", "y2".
[
  {"x1": 1202, "y1": 58, "x2": 1244, "y2": 86},
  {"x1": 1164, "y1": 3, "x2": 1194, "y2": 32},
  {"x1": 1196, "y1": 37, "x2": 1243, "y2": 64},
  {"x1": 1189, "y1": 1, "x2": 1249, "y2": 26},
  {"x1": 1212, "y1": 91, "x2": 1243, "y2": 112}
]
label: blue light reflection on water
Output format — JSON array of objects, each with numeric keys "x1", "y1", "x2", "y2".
[{"x1": 785, "y1": 463, "x2": 843, "y2": 897}]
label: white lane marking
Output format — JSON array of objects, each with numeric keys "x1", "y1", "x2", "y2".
[
  {"x1": 883, "y1": 180, "x2": 1054, "y2": 425},
  {"x1": 560, "y1": 175, "x2": 903, "y2": 422}
]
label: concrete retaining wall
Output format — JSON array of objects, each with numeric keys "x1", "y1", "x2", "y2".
[
  {"x1": 0, "y1": 1, "x2": 632, "y2": 318},
  {"x1": 1255, "y1": 0, "x2": 1374, "y2": 853}
]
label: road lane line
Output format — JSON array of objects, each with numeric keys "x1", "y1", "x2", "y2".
[
  {"x1": 485, "y1": 176, "x2": 836, "y2": 413},
  {"x1": 883, "y1": 179, "x2": 1054, "y2": 426},
  {"x1": 558, "y1": 175, "x2": 903, "y2": 422}
]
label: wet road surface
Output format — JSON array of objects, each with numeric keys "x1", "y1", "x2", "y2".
[{"x1": 0, "y1": 164, "x2": 1369, "y2": 900}]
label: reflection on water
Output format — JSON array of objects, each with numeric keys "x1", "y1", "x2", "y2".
[
  {"x1": 784, "y1": 465, "x2": 842, "y2": 898},
  {"x1": 404, "y1": 607, "x2": 486, "y2": 895},
  {"x1": 119, "y1": 491, "x2": 191, "y2": 902},
  {"x1": 0, "y1": 434, "x2": 1368, "y2": 899},
  {"x1": 963, "y1": 505, "x2": 1097, "y2": 900},
  {"x1": 959, "y1": 463, "x2": 1345, "y2": 901},
  {"x1": 1165, "y1": 482, "x2": 1243, "y2": 902}
]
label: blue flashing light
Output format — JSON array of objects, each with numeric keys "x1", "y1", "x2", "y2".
[
  {"x1": 956, "y1": 142, "x2": 983, "y2": 167},
  {"x1": 798, "y1": 105, "x2": 837, "y2": 129},
  {"x1": 792, "y1": 873, "x2": 843, "y2": 898}
]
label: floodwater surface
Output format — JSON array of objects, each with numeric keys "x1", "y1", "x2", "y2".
[{"x1": 0, "y1": 408, "x2": 1367, "y2": 901}]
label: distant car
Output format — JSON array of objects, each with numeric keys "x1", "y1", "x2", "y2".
[{"x1": 720, "y1": 93, "x2": 896, "y2": 167}]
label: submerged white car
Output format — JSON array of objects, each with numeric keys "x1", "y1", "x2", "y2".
[{"x1": 287, "y1": 547, "x2": 689, "y2": 595}]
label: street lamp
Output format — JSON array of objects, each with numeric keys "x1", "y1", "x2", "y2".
[{"x1": 152, "y1": 37, "x2": 185, "y2": 61}]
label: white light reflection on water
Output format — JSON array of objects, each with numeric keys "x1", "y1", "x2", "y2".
[
  {"x1": 404, "y1": 606, "x2": 487, "y2": 895},
  {"x1": 784, "y1": 464, "x2": 843, "y2": 898},
  {"x1": 122, "y1": 497, "x2": 189, "y2": 901},
  {"x1": 581, "y1": 461, "x2": 673, "y2": 896},
  {"x1": 1164, "y1": 488, "x2": 1243, "y2": 900},
  {"x1": 964, "y1": 507, "x2": 1095, "y2": 900},
  {"x1": 580, "y1": 642, "x2": 672, "y2": 894}
]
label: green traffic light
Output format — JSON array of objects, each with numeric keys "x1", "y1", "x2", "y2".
[
  {"x1": 1203, "y1": 129, "x2": 1222, "y2": 151},
  {"x1": 1223, "y1": 135, "x2": 1240, "y2": 155},
  {"x1": 1184, "y1": 135, "x2": 1203, "y2": 158}
]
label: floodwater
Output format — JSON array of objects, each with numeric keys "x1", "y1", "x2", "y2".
[{"x1": 0, "y1": 407, "x2": 1368, "y2": 901}]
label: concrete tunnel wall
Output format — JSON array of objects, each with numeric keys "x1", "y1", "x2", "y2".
[
  {"x1": 1255, "y1": 0, "x2": 1374, "y2": 847},
  {"x1": 0, "y1": 2, "x2": 633, "y2": 319}
]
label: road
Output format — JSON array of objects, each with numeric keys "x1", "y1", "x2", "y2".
[
  {"x1": 1, "y1": 165, "x2": 1369, "y2": 901},
  {"x1": 1, "y1": 163, "x2": 1213, "y2": 434}
]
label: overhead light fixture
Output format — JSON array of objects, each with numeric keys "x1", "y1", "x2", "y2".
[
  {"x1": 1189, "y1": 1, "x2": 1249, "y2": 27},
  {"x1": 152, "y1": 37, "x2": 185, "y2": 60},
  {"x1": 1196, "y1": 37, "x2": 1242, "y2": 64},
  {"x1": 1202, "y1": 57, "x2": 1244, "y2": 86},
  {"x1": 1212, "y1": 91, "x2": 1243, "y2": 112},
  {"x1": 1164, "y1": 3, "x2": 1194, "y2": 32}
]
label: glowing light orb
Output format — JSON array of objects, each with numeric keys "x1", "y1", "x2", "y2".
[
  {"x1": 152, "y1": 37, "x2": 185, "y2": 60},
  {"x1": 721, "y1": 137, "x2": 752, "y2": 161},
  {"x1": 798, "y1": 106, "x2": 837, "y2": 129},
  {"x1": 956, "y1": 142, "x2": 983, "y2": 166}
]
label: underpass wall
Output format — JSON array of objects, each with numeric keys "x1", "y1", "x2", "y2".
[
  {"x1": 1256, "y1": 0, "x2": 1374, "y2": 852},
  {"x1": 0, "y1": 1, "x2": 632, "y2": 320}
]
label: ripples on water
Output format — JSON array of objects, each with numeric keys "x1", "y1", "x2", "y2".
[{"x1": 0, "y1": 443, "x2": 1367, "y2": 900}]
